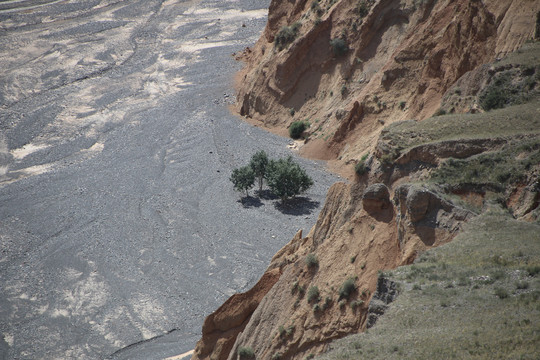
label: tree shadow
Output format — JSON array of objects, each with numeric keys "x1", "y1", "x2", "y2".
[
  {"x1": 238, "y1": 196, "x2": 263, "y2": 208},
  {"x1": 274, "y1": 197, "x2": 320, "y2": 216},
  {"x1": 256, "y1": 189, "x2": 279, "y2": 201}
]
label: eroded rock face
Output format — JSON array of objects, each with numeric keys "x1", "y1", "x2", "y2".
[
  {"x1": 405, "y1": 187, "x2": 431, "y2": 223},
  {"x1": 235, "y1": 0, "x2": 539, "y2": 166},
  {"x1": 362, "y1": 183, "x2": 391, "y2": 212},
  {"x1": 366, "y1": 276, "x2": 399, "y2": 329},
  {"x1": 193, "y1": 268, "x2": 281, "y2": 360},
  {"x1": 193, "y1": 181, "x2": 475, "y2": 360}
]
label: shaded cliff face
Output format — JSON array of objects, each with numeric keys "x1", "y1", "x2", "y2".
[{"x1": 235, "y1": 0, "x2": 539, "y2": 175}]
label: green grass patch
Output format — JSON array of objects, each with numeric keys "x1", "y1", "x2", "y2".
[
  {"x1": 319, "y1": 209, "x2": 540, "y2": 360},
  {"x1": 430, "y1": 137, "x2": 540, "y2": 190},
  {"x1": 378, "y1": 100, "x2": 540, "y2": 158}
]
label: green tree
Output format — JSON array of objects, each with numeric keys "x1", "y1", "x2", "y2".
[
  {"x1": 289, "y1": 121, "x2": 308, "y2": 139},
  {"x1": 249, "y1": 150, "x2": 269, "y2": 192},
  {"x1": 230, "y1": 166, "x2": 255, "y2": 197},
  {"x1": 266, "y1": 156, "x2": 313, "y2": 203}
]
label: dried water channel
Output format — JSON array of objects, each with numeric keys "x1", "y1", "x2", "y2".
[{"x1": 0, "y1": 1, "x2": 339, "y2": 358}]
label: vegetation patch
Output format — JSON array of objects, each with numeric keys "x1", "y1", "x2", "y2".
[
  {"x1": 275, "y1": 22, "x2": 301, "y2": 51},
  {"x1": 305, "y1": 253, "x2": 319, "y2": 269},
  {"x1": 338, "y1": 277, "x2": 357, "y2": 300},
  {"x1": 307, "y1": 286, "x2": 321, "y2": 303},
  {"x1": 376, "y1": 99, "x2": 540, "y2": 164},
  {"x1": 289, "y1": 120, "x2": 309, "y2": 139},
  {"x1": 230, "y1": 152, "x2": 314, "y2": 203},
  {"x1": 238, "y1": 346, "x2": 255, "y2": 359},
  {"x1": 354, "y1": 153, "x2": 369, "y2": 176},
  {"x1": 430, "y1": 138, "x2": 540, "y2": 191},
  {"x1": 330, "y1": 38, "x2": 349, "y2": 57},
  {"x1": 354, "y1": 0, "x2": 370, "y2": 17}
]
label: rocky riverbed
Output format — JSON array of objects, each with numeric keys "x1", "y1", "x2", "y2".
[{"x1": 0, "y1": 1, "x2": 339, "y2": 359}]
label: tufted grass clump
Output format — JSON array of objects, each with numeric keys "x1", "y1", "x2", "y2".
[{"x1": 355, "y1": 153, "x2": 369, "y2": 176}]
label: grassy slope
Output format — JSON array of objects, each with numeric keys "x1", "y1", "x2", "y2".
[
  {"x1": 319, "y1": 206, "x2": 540, "y2": 360},
  {"x1": 379, "y1": 99, "x2": 540, "y2": 157}
]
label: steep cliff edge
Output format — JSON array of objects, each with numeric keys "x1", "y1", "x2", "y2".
[
  {"x1": 193, "y1": 1, "x2": 540, "y2": 359},
  {"x1": 194, "y1": 179, "x2": 474, "y2": 360},
  {"x1": 235, "y1": 0, "x2": 539, "y2": 176}
]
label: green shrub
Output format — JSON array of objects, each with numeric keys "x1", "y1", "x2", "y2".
[
  {"x1": 286, "y1": 325, "x2": 295, "y2": 336},
  {"x1": 307, "y1": 286, "x2": 320, "y2": 303},
  {"x1": 341, "y1": 84, "x2": 347, "y2": 96},
  {"x1": 494, "y1": 287, "x2": 509, "y2": 299},
  {"x1": 289, "y1": 121, "x2": 308, "y2": 139},
  {"x1": 526, "y1": 265, "x2": 540, "y2": 276},
  {"x1": 305, "y1": 253, "x2": 319, "y2": 268},
  {"x1": 271, "y1": 353, "x2": 282, "y2": 360},
  {"x1": 330, "y1": 38, "x2": 349, "y2": 57},
  {"x1": 278, "y1": 325, "x2": 286, "y2": 338},
  {"x1": 238, "y1": 346, "x2": 255, "y2": 359},
  {"x1": 355, "y1": 153, "x2": 369, "y2": 176},
  {"x1": 292, "y1": 281, "x2": 305, "y2": 297},
  {"x1": 311, "y1": 0, "x2": 323, "y2": 16},
  {"x1": 339, "y1": 277, "x2": 357, "y2": 300},
  {"x1": 479, "y1": 87, "x2": 508, "y2": 111},
  {"x1": 355, "y1": 1, "x2": 369, "y2": 17},
  {"x1": 289, "y1": 108, "x2": 295, "y2": 116},
  {"x1": 399, "y1": 100, "x2": 406, "y2": 110},
  {"x1": 350, "y1": 300, "x2": 364, "y2": 310},
  {"x1": 275, "y1": 22, "x2": 301, "y2": 50}
]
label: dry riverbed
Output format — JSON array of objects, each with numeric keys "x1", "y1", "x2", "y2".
[{"x1": 0, "y1": 1, "x2": 339, "y2": 359}]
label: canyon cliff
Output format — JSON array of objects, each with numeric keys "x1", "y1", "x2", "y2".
[{"x1": 193, "y1": 0, "x2": 540, "y2": 359}]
